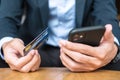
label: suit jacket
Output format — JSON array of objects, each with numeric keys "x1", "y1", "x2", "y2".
[{"x1": 0, "y1": 0, "x2": 120, "y2": 44}]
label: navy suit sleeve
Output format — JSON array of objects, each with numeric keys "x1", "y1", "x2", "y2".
[
  {"x1": 0, "y1": 0, "x2": 24, "y2": 39},
  {"x1": 91, "y1": 0, "x2": 120, "y2": 41}
]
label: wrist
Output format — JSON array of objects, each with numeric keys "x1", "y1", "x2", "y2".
[
  {"x1": 0, "y1": 37, "x2": 13, "y2": 60},
  {"x1": 111, "y1": 42, "x2": 120, "y2": 63}
]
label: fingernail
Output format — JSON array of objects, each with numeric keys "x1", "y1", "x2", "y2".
[
  {"x1": 35, "y1": 50, "x2": 39, "y2": 55},
  {"x1": 59, "y1": 40, "x2": 66, "y2": 46},
  {"x1": 30, "y1": 50, "x2": 35, "y2": 55}
]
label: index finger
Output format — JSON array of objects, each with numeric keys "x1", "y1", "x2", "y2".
[{"x1": 59, "y1": 40, "x2": 98, "y2": 57}]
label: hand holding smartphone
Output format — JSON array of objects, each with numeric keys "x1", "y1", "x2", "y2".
[{"x1": 68, "y1": 26, "x2": 105, "y2": 46}]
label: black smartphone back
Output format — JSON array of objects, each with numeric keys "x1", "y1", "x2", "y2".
[{"x1": 68, "y1": 26, "x2": 105, "y2": 46}]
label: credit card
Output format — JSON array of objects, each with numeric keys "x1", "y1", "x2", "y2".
[{"x1": 24, "y1": 28, "x2": 48, "y2": 56}]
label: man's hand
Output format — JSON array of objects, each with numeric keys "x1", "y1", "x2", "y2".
[
  {"x1": 59, "y1": 24, "x2": 118, "y2": 72},
  {"x1": 2, "y1": 38, "x2": 41, "y2": 72}
]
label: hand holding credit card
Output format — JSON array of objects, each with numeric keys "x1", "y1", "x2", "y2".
[{"x1": 23, "y1": 28, "x2": 48, "y2": 56}]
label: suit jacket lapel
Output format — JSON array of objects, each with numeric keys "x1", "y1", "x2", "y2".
[
  {"x1": 76, "y1": 0, "x2": 86, "y2": 28},
  {"x1": 38, "y1": 0, "x2": 49, "y2": 28}
]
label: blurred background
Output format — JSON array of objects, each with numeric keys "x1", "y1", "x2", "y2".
[{"x1": 116, "y1": 0, "x2": 120, "y2": 23}]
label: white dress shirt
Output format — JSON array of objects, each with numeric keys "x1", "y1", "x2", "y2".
[{"x1": 47, "y1": 0, "x2": 75, "y2": 46}]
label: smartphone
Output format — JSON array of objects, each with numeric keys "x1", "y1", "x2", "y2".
[
  {"x1": 23, "y1": 28, "x2": 48, "y2": 56},
  {"x1": 68, "y1": 26, "x2": 105, "y2": 46}
]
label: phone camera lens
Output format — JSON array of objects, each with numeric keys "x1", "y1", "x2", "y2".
[
  {"x1": 73, "y1": 34, "x2": 79, "y2": 41},
  {"x1": 79, "y1": 35, "x2": 83, "y2": 39}
]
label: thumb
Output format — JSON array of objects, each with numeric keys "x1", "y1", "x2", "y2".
[
  {"x1": 102, "y1": 24, "x2": 114, "y2": 43},
  {"x1": 13, "y1": 38, "x2": 25, "y2": 56}
]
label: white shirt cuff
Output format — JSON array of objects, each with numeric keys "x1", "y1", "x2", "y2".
[
  {"x1": 0, "y1": 37, "x2": 13, "y2": 60},
  {"x1": 114, "y1": 37, "x2": 119, "y2": 45}
]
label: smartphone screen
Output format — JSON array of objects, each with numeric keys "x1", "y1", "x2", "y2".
[{"x1": 68, "y1": 26, "x2": 105, "y2": 46}]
